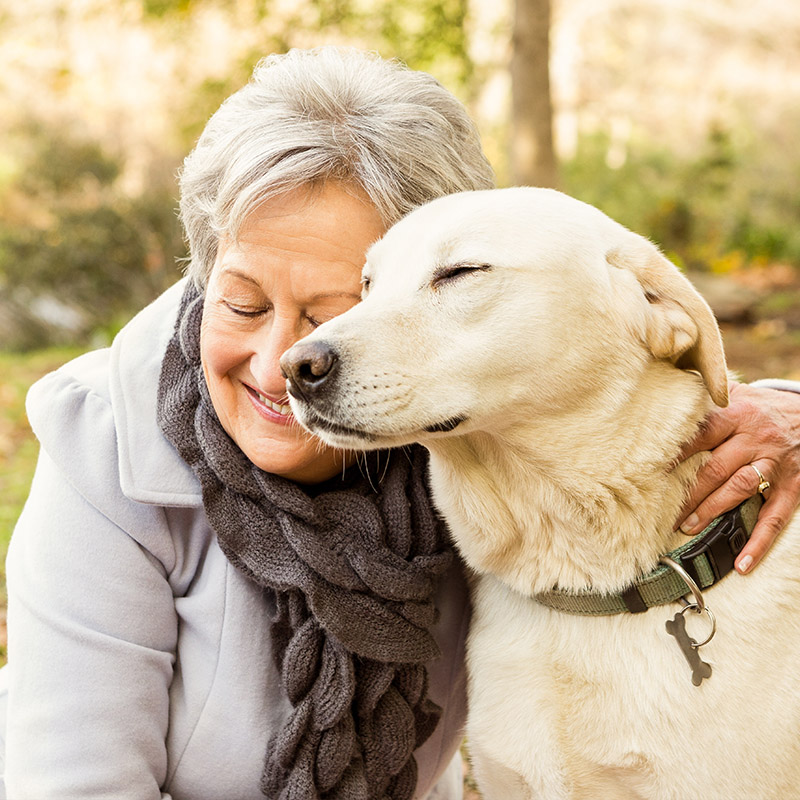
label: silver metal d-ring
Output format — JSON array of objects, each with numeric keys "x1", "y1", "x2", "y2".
[
  {"x1": 678, "y1": 603, "x2": 717, "y2": 648},
  {"x1": 659, "y1": 555, "x2": 705, "y2": 612}
]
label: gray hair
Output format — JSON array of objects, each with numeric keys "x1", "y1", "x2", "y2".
[{"x1": 179, "y1": 47, "x2": 495, "y2": 286}]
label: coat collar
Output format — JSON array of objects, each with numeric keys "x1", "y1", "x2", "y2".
[{"x1": 109, "y1": 278, "x2": 203, "y2": 507}]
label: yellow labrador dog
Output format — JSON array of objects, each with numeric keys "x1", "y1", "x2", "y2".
[{"x1": 281, "y1": 188, "x2": 800, "y2": 799}]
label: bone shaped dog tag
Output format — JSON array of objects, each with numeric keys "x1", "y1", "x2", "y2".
[{"x1": 665, "y1": 610, "x2": 712, "y2": 686}]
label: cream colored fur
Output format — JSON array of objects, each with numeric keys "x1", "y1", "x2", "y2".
[{"x1": 283, "y1": 188, "x2": 800, "y2": 799}]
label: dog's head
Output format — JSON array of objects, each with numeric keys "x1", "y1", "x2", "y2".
[{"x1": 281, "y1": 187, "x2": 727, "y2": 450}]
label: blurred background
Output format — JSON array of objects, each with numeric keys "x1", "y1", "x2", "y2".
[
  {"x1": 0, "y1": 0, "x2": 799, "y2": 753},
  {"x1": 2, "y1": 0, "x2": 800, "y2": 352}
]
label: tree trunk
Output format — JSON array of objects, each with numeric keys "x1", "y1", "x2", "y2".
[{"x1": 510, "y1": 0, "x2": 558, "y2": 188}]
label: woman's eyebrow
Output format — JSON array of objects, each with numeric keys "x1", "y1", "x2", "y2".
[
  {"x1": 220, "y1": 268, "x2": 360, "y2": 302},
  {"x1": 219, "y1": 267, "x2": 262, "y2": 288},
  {"x1": 311, "y1": 290, "x2": 362, "y2": 301}
]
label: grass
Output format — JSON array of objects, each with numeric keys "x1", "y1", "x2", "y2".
[{"x1": 0, "y1": 346, "x2": 85, "y2": 663}]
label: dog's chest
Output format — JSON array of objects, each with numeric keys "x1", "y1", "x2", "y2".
[{"x1": 466, "y1": 532, "x2": 800, "y2": 800}]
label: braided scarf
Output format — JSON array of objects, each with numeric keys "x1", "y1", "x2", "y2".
[{"x1": 157, "y1": 283, "x2": 453, "y2": 799}]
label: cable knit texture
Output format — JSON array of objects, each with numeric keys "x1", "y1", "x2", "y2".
[{"x1": 157, "y1": 283, "x2": 453, "y2": 799}]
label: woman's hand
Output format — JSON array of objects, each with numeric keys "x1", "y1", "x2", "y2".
[{"x1": 675, "y1": 381, "x2": 800, "y2": 573}]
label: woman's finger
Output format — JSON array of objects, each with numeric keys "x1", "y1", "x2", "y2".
[
  {"x1": 676, "y1": 440, "x2": 763, "y2": 532},
  {"x1": 678, "y1": 459, "x2": 773, "y2": 535},
  {"x1": 735, "y1": 491, "x2": 795, "y2": 573},
  {"x1": 676, "y1": 406, "x2": 738, "y2": 462},
  {"x1": 674, "y1": 383, "x2": 800, "y2": 572}
]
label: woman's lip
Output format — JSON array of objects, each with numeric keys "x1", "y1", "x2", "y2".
[{"x1": 243, "y1": 383, "x2": 294, "y2": 425}]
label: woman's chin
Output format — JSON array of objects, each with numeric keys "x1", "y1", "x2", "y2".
[{"x1": 241, "y1": 437, "x2": 352, "y2": 484}]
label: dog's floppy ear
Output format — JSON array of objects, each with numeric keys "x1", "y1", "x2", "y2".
[{"x1": 608, "y1": 236, "x2": 728, "y2": 407}]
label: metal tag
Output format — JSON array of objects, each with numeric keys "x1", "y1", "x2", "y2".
[{"x1": 665, "y1": 606, "x2": 713, "y2": 686}]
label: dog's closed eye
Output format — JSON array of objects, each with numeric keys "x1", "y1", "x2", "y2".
[{"x1": 431, "y1": 262, "x2": 492, "y2": 289}]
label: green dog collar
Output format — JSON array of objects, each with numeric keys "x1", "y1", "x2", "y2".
[{"x1": 533, "y1": 495, "x2": 762, "y2": 616}]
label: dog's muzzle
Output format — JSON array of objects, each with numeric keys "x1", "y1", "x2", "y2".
[{"x1": 280, "y1": 340, "x2": 339, "y2": 403}]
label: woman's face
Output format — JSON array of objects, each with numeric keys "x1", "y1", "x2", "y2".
[{"x1": 200, "y1": 182, "x2": 386, "y2": 483}]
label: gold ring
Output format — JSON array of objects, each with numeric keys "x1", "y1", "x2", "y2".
[{"x1": 750, "y1": 463, "x2": 771, "y2": 497}]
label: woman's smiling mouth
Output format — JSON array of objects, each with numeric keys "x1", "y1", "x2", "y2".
[{"x1": 243, "y1": 383, "x2": 294, "y2": 424}]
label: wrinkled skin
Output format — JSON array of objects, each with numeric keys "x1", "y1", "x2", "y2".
[{"x1": 677, "y1": 381, "x2": 800, "y2": 573}]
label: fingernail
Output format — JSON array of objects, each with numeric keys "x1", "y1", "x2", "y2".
[
  {"x1": 679, "y1": 513, "x2": 699, "y2": 535},
  {"x1": 737, "y1": 555, "x2": 753, "y2": 574}
]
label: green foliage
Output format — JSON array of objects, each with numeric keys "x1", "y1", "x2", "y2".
[
  {"x1": 141, "y1": 0, "x2": 195, "y2": 19},
  {"x1": 562, "y1": 126, "x2": 800, "y2": 272},
  {"x1": 18, "y1": 128, "x2": 120, "y2": 195},
  {"x1": 0, "y1": 119, "x2": 185, "y2": 349},
  {"x1": 372, "y1": 0, "x2": 473, "y2": 86},
  {"x1": 309, "y1": 0, "x2": 473, "y2": 88},
  {"x1": 1, "y1": 206, "x2": 145, "y2": 308}
]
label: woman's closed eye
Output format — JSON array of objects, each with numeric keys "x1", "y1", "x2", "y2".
[
  {"x1": 222, "y1": 300, "x2": 327, "y2": 331},
  {"x1": 223, "y1": 301, "x2": 270, "y2": 318}
]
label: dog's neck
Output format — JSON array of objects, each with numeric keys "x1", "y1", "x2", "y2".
[{"x1": 425, "y1": 364, "x2": 715, "y2": 596}]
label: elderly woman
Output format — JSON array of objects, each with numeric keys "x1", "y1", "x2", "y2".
[{"x1": 3, "y1": 47, "x2": 800, "y2": 800}]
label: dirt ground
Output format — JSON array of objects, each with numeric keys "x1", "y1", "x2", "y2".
[
  {"x1": 719, "y1": 321, "x2": 800, "y2": 382},
  {"x1": 713, "y1": 264, "x2": 800, "y2": 382}
]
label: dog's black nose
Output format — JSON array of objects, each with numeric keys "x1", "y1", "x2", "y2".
[{"x1": 280, "y1": 341, "x2": 338, "y2": 399}]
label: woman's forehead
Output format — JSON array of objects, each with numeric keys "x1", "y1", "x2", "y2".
[{"x1": 226, "y1": 183, "x2": 384, "y2": 262}]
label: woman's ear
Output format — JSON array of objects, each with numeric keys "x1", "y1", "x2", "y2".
[{"x1": 607, "y1": 235, "x2": 729, "y2": 407}]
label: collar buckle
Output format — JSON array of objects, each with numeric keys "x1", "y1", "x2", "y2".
[{"x1": 679, "y1": 505, "x2": 750, "y2": 587}]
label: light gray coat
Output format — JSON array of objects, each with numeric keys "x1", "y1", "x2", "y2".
[{"x1": 1, "y1": 281, "x2": 470, "y2": 799}]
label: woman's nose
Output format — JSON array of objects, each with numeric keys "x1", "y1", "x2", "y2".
[{"x1": 249, "y1": 319, "x2": 303, "y2": 392}]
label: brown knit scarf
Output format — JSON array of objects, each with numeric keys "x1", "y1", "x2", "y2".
[{"x1": 157, "y1": 283, "x2": 453, "y2": 799}]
